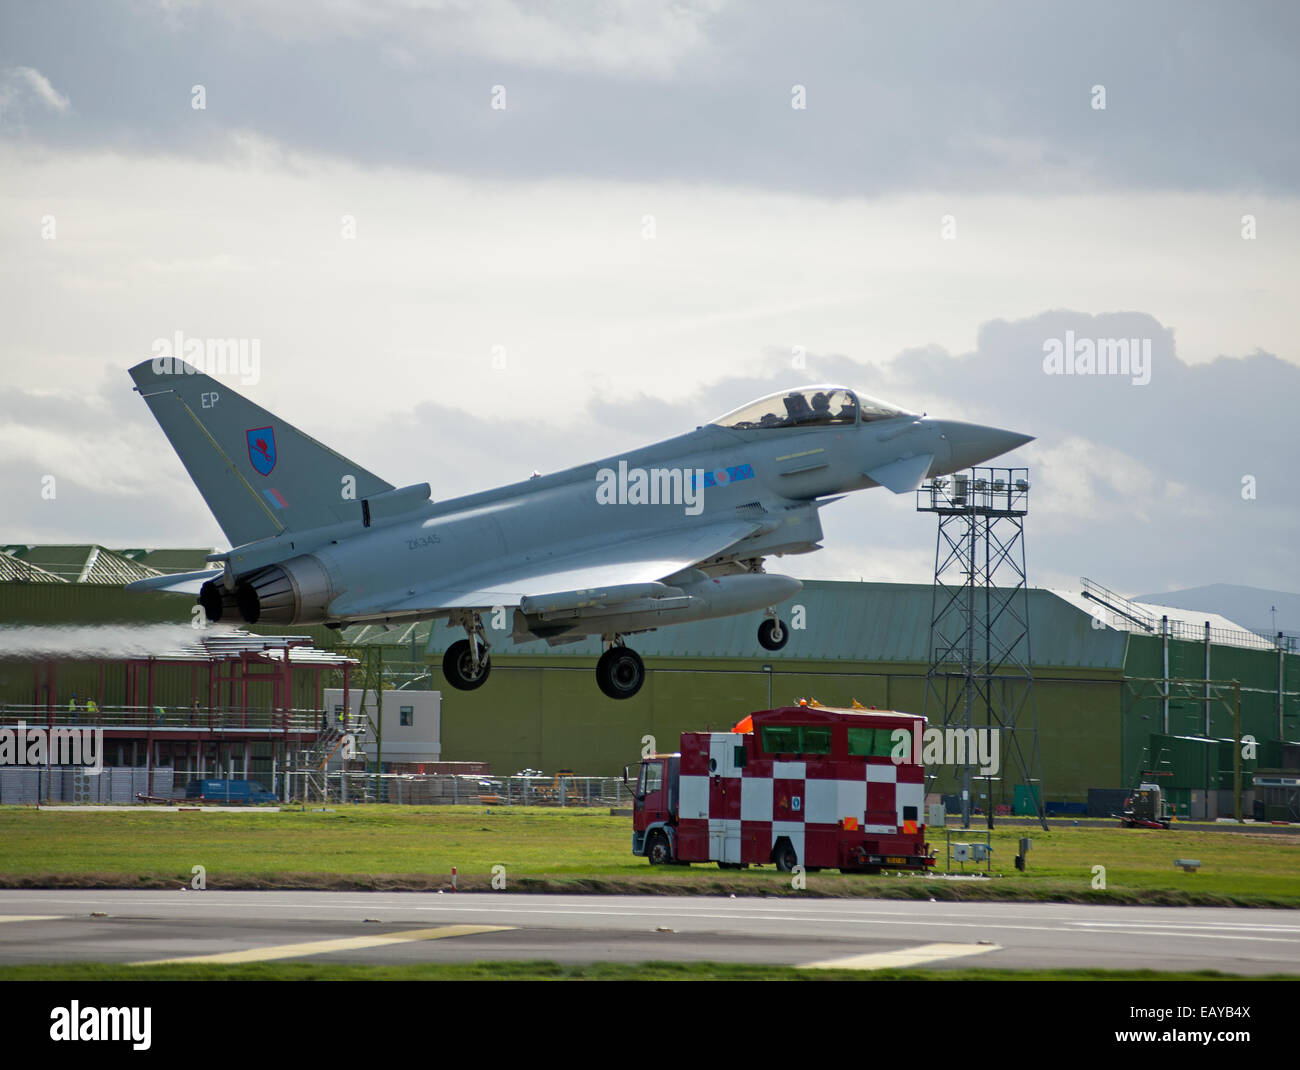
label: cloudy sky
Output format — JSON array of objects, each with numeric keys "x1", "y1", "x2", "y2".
[{"x1": 2, "y1": 1, "x2": 1297, "y2": 598}]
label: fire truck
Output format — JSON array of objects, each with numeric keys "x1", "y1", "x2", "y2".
[{"x1": 630, "y1": 704, "x2": 935, "y2": 872}]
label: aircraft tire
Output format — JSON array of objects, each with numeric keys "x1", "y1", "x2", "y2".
[
  {"x1": 757, "y1": 618, "x2": 789, "y2": 651},
  {"x1": 596, "y1": 646, "x2": 645, "y2": 699},
  {"x1": 443, "y1": 639, "x2": 491, "y2": 691}
]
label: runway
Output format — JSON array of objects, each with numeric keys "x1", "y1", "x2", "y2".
[{"x1": 1, "y1": 891, "x2": 1297, "y2": 974}]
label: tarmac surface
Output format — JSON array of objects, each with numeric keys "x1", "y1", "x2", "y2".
[{"x1": 1, "y1": 890, "x2": 1297, "y2": 973}]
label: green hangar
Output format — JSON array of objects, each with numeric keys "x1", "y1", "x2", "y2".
[{"x1": 1, "y1": 546, "x2": 1296, "y2": 815}]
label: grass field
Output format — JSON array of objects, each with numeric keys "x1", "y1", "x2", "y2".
[{"x1": 1, "y1": 805, "x2": 1297, "y2": 906}]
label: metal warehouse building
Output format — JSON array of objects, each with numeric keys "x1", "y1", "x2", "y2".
[
  {"x1": 366, "y1": 579, "x2": 1297, "y2": 813},
  {"x1": 1, "y1": 556, "x2": 1296, "y2": 813}
]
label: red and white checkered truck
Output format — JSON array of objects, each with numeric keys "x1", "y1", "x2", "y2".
[{"x1": 631, "y1": 704, "x2": 935, "y2": 872}]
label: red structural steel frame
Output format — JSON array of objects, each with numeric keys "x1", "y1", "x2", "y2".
[{"x1": 24, "y1": 642, "x2": 355, "y2": 787}]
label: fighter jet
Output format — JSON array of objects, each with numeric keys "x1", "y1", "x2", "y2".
[{"x1": 126, "y1": 361, "x2": 1031, "y2": 699}]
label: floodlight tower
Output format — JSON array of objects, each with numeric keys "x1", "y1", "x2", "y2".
[{"x1": 917, "y1": 467, "x2": 1047, "y2": 831}]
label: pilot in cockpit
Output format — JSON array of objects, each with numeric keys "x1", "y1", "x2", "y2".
[{"x1": 782, "y1": 392, "x2": 815, "y2": 423}]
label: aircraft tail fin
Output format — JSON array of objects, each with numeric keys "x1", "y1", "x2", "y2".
[{"x1": 129, "y1": 360, "x2": 394, "y2": 547}]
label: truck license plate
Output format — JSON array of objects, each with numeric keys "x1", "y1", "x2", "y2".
[{"x1": 885, "y1": 856, "x2": 907, "y2": 864}]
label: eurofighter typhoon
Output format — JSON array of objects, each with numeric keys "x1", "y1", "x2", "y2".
[{"x1": 127, "y1": 361, "x2": 1031, "y2": 699}]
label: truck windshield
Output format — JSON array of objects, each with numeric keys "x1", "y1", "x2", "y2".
[{"x1": 638, "y1": 762, "x2": 663, "y2": 796}]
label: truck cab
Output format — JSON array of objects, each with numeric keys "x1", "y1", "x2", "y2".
[{"x1": 630, "y1": 754, "x2": 680, "y2": 864}]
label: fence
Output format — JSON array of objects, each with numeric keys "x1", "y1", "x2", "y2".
[
  {"x1": 0, "y1": 703, "x2": 333, "y2": 732},
  {"x1": 1080, "y1": 576, "x2": 1294, "y2": 652},
  {"x1": 288, "y1": 772, "x2": 635, "y2": 807},
  {"x1": 0, "y1": 765, "x2": 174, "y2": 805},
  {"x1": 0, "y1": 766, "x2": 635, "y2": 807}
]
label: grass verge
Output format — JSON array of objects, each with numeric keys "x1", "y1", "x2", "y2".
[{"x1": 1, "y1": 805, "x2": 1296, "y2": 908}]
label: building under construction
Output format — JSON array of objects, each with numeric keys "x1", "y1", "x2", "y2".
[{"x1": 0, "y1": 624, "x2": 360, "y2": 803}]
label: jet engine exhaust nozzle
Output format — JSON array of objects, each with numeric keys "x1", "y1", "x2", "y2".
[
  {"x1": 197, "y1": 579, "x2": 238, "y2": 624},
  {"x1": 233, "y1": 555, "x2": 335, "y2": 626}
]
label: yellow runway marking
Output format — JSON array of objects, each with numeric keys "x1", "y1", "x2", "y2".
[
  {"x1": 132, "y1": 924, "x2": 513, "y2": 965},
  {"x1": 0, "y1": 916, "x2": 61, "y2": 924},
  {"x1": 799, "y1": 941, "x2": 1001, "y2": 970}
]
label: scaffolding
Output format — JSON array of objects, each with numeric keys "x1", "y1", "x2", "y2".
[{"x1": 917, "y1": 467, "x2": 1047, "y2": 830}]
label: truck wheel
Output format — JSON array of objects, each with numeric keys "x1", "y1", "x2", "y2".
[
  {"x1": 647, "y1": 831, "x2": 672, "y2": 865},
  {"x1": 773, "y1": 839, "x2": 798, "y2": 872}
]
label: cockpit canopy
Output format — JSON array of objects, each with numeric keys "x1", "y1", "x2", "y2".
[{"x1": 712, "y1": 386, "x2": 908, "y2": 431}]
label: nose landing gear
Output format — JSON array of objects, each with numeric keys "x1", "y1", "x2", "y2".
[
  {"x1": 442, "y1": 611, "x2": 492, "y2": 691},
  {"x1": 758, "y1": 616, "x2": 789, "y2": 651}
]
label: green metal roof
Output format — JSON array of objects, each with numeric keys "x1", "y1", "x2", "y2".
[
  {"x1": 3, "y1": 545, "x2": 167, "y2": 585},
  {"x1": 0, "y1": 551, "x2": 65, "y2": 584},
  {"x1": 115, "y1": 548, "x2": 218, "y2": 573}
]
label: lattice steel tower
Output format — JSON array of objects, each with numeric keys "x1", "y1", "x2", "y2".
[{"x1": 917, "y1": 467, "x2": 1047, "y2": 830}]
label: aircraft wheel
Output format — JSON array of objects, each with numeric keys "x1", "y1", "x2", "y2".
[
  {"x1": 758, "y1": 618, "x2": 789, "y2": 651},
  {"x1": 596, "y1": 646, "x2": 645, "y2": 699},
  {"x1": 443, "y1": 639, "x2": 491, "y2": 691}
]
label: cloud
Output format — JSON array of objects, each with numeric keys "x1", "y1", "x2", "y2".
[
  {"x1": 3, "y1": 3, "x2": 1298, "y2": 194},
  {"x1": 0, "y1": 66, "x2": 71, "y2": 122},
  {"x1": 162, "y1": 0, "x2": 724, "y2": 79},
  {"x1": 1, "y1": 306, "x2": 1295, "y2": 601}
]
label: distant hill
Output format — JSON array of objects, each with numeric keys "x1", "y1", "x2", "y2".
[{"x1": 1133, "y1": 584, "x2": 1300, "y2": 639}]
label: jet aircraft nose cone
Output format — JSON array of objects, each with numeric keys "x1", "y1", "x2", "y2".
[{"x1": 937, "y1": 420, "x2": 1034, "y2": 471}]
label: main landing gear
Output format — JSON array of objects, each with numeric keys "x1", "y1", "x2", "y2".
[
  {"x1": 442, "y1": 610, "x2": 492, "y2": 691},
  {"x1": 596, "y1": 638, "x2": 645, "y2": 700}
]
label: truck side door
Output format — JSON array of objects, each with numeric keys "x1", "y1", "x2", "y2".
[{"x1": 639, "y1": 760, "x2": 668, "y2": 825}]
